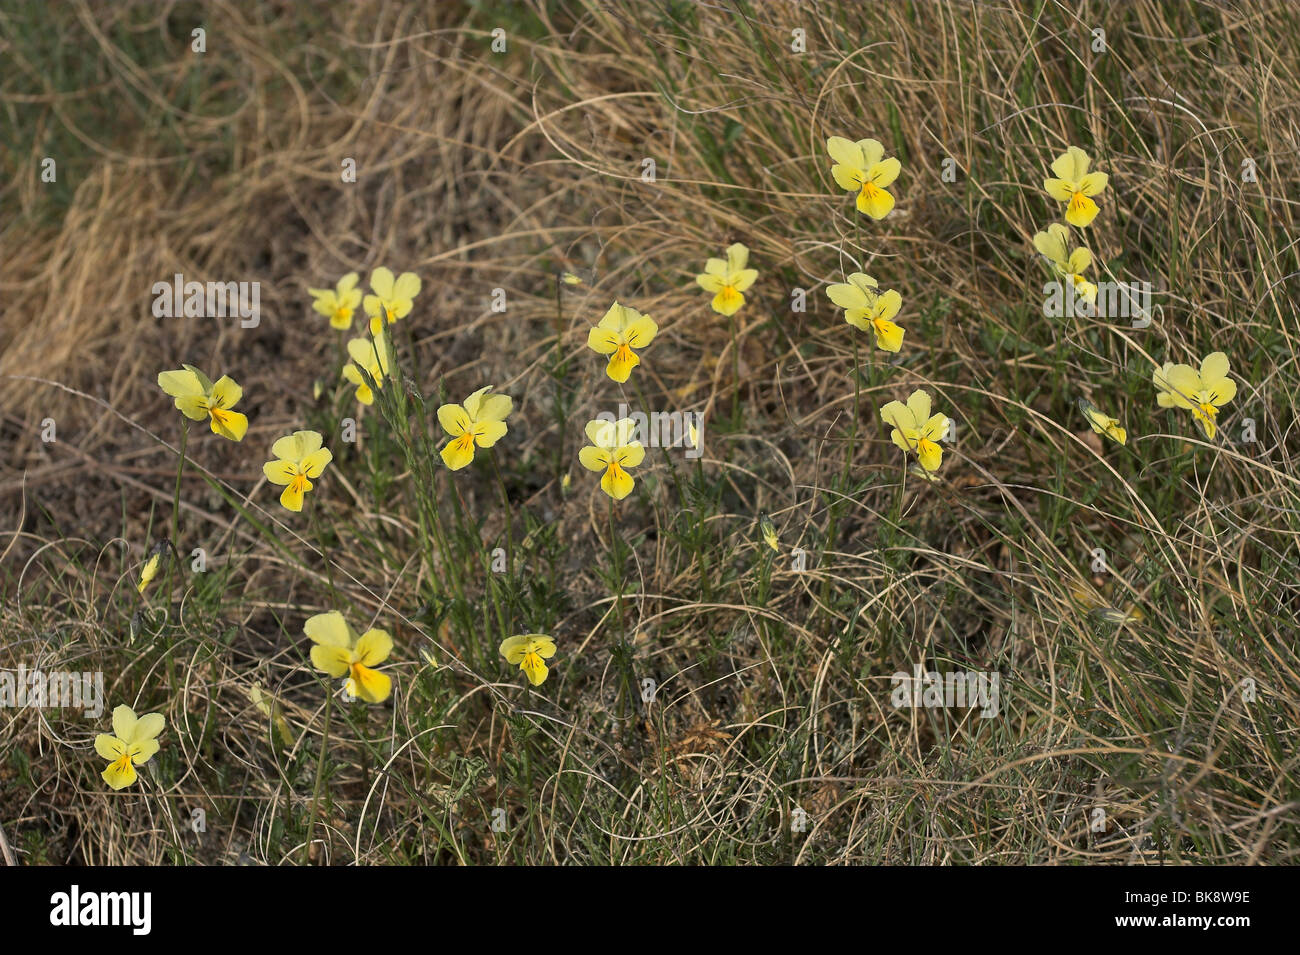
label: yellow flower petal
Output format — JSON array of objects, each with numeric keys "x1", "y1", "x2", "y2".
[
  {"x1": 601, "y1": 463, "x2": 635, "y2": 499},
  {"x1": 111, "y1": 705, "x2": 137, "y2": 742},
  {"x1": 585, "y1": 419, "x2": 618, "y2": 447},
  {"x1": 873, "y1": 289, "x2": 902, "y2": 323},
  {"x1": 369, "y1": 267, "x2": 395, "y2": 299},
  {"x1": 697, "y1": 273, "x2": 725, "y2": 293},
  {"x1": 279, "y1": 480, "x2": 308, "y2": 511},
  {"x1": 440, "y1": 433, "x2": 476, "y2": 470},
  {"x1": 826, "y1": 136, "x2": 865, "y2": 168},
  {"x1": 392, "y1": 271, "x2": 421, "y2": 300},
  {"x1": 831, "y1": 163, "x2": 865, "y2": 192},
  {"x1": 1200, "y1": 351, "x2": 1230, "y2": 385},
  {"x1": 623, "y1": 316, "x2": 658, "y2": 348},
  {"x1": 348, "y1": 664, "x2": 392, "y2": 703},
  {"x1": 300, "y1": 447, "x2": 333, "y2": 478},
  {"x1": 210, "y1": 409, "x2": 247, "y2": 442},
  {"x1": 1033, "y1": 224, "x2": 1070, "y2": 266},
  {"x1": 305, "y1": 611, "x2": 352, "y2": 646},
  {"x1": 1043, "y1": 178, "x2": 1074, "y2": 202},
  {"x1": 263, "y1": 459, "x2": 296, "y2": 485},
  {"x1": 271, "y1": 433, "x2": 305, "y2": 462},
  {"x1": 520, "y1": 653, "x2": 549, "y2": 686},
  {"x1": 437, "y1": 403, "x2": 472, "y2": 437},
  {"x1": 916, "y1": 439, "x2": 944, "y2": 472},
  {"x1": 174, "y1": 395, "x2": 209, "y2": 421},
  {"x1": 102, "y1": 756, "x2": 138, "y2": 790},
  {"x1": 868, "y1": 157, "x2": 901, "y2": 188},
  {"x1": 95, "y1": 734, "x2": 125, "y2": 761},
  {"x1": 130, "y1": 712, "x2": 165, "y2": 743},
  {"x1": 355, "y1": 629, "x2": 393, "y2": 667},
  {"x1": 475, "y1": 420, "x2": 508, "y2": 448},
  {"x1": 606, "y1": 346, "x2": 640, "y2": 383},
  {"x1": 874, "y1": 319, "x2": 904, "y2": 352},
  {"x1": 579, "y1": 445, "x2": 611, "y2": 472},
  {"x1": 731, "y1": 268, "x2": 758, "y2": 292},
  {"x1": 617, "y1": 442, "x2": 646, "y2": 468},
  {"x1": 500, "y1": 635, "x2": 529, "y2": 664},
  {"x1": 157, "y1": 369, "x2": 204, "y2": 398},
  {"x1": 131, "y1": 738, "x2": 159, "y2": 765},
  {"x1": 208, "y1": 376, "x2": 242, "y2": 410},
  {"x1": 1078, "y1": 171, "x2": 1108, "y2": 197},
  {"x1": 311, "y1": 643, "x2": 352, "y2": 678},
  {"x1": 1065, "y1": 192, "x2": 1100, "y2": 227},
  {"x1": 587, "y1": 326, "x2": 621, "y2": 355},
  {"x1": 1051, "y1": 146, "x2": 1090, "y2": 182},
  {"x1": 890, "y1": 427, "x2": 916, "y2": 455},
  {"x1": 712, "y1": 287, "x2": 744, "y2": 315},
  {"x1": 879, "y1": 399, "x2": 914, "y2": 432},
  {"x1": 857, "y1": 138, "x2": 885, "y2": 167},
  {"x1": 857, "y1": 182, "x2": 895, "y2": 219},
  {"x1": 905, "y1": 389, "x2": 932, "y2": 424}
]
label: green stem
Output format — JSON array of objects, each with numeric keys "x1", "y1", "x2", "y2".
[
  {"x1": 489, "y1": 449, "x2": 514, "y2": 579},
  {"x1": 727, "y1": 312, "x2": 742, "y2": 425},
  {"x1": 304, "y1": 688, "x2": 333, "y2": 865},
  {"x1": 163, "y1": 422, "x2": 189, "y2": 684},
  {"x1": 310, "y1": 503, "x2": 338, "y2": 606}
]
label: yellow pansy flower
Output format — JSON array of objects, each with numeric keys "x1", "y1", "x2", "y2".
[
  {"x1": 157, "y1": 365, "x2": 249, "y2": 441},
  {"x1": 1071, "y1": 586, "x2": 1144, "y2": 625},
  {"x1": 95, "y1": 705, "x2": 164, "y2": 790},
  {"x1": 847, "y1": 288, "x2": 905, "y2": 352},
  {"x1": 1078, "y1": 398, "x2": 1127, "y2": 445},
  {"x1": 500, "y1": 634, "x2": 557, "y2": 686},
  {"x1": 587, "y1": 302, "x2": 658, "y2": 383},
  {"x1": 342, "y1": 333, "x2": 391, "y2": 405},
  {"x1": 137, "y1": 543, "x2": 166, "y2": 594},
  {"x1": 1033, "y1": 223, "x2": 1098, "y2": 305},
  {"x1": 262, "y1": 430, "x2": 333, "y2": 511},
  {"x1": 880, "y1": 389, "x2": 951, "y2": 472},
  {"x1": 1043, "y1": 146, "x2": 1109, "y2": 228},
  {"x1": 696, "y1": 243, "x2": 759, "y2": 316},
  {"x1": 1154, "y1": 351, "x2": 1237, "y2": 440},
  {"x1": 437, "y1": 386, "x2": 512, "y2": 470},
  {"x1": 578, "y1": 417, "x2": 645, "y2": 500},
  {"x1": 305, "y1": 611, "x2": 393, "y2": 703},
  {"x1": 363, "y1": 267, "x2": 422, "y2": 334},
  {"x1": 826, "y1": 136, "x2": 901, "y2": 219},
  {"x1": 826, "y1": 272, "x2": 880, "y2": 311},
  {"x1": 308, "y1": 272, "x2": 362, "y2": 330}
]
